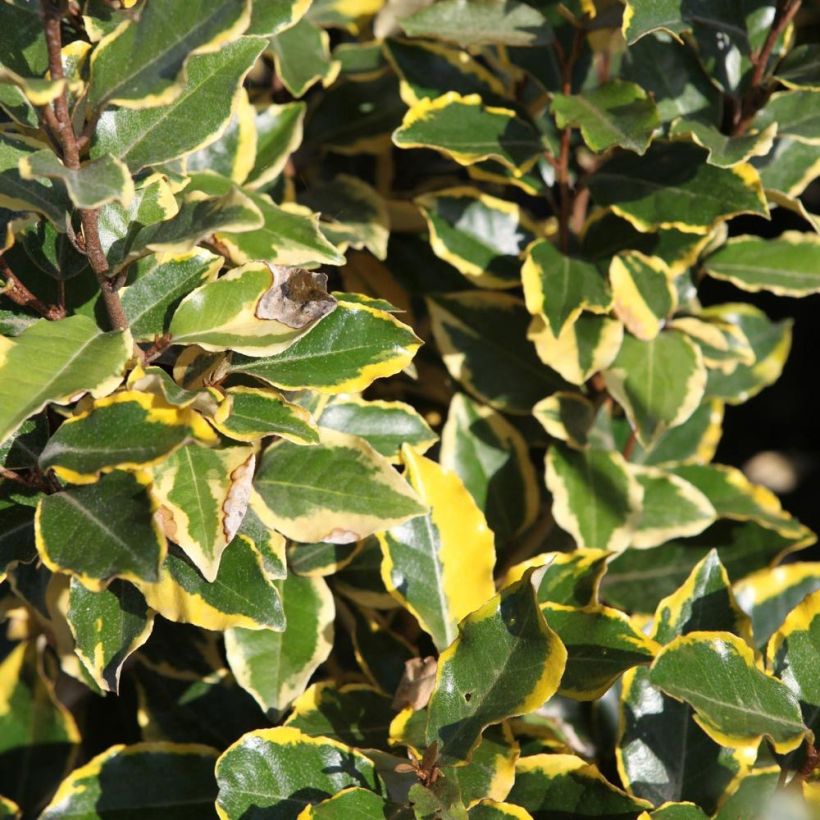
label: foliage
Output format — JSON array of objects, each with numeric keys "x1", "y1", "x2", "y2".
[{"x1": 0, "y1": 0, "x2": 819, "y2": 818}]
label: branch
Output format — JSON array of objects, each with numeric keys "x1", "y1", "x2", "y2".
[
  {"x1": 733, "y1": 0, "x2": 802, "y2": 134},
  {"x1": 0, "y1": 256, "x2": 66, "y2": 320},
  {"x1": 554, "y1": 23, "x2": 586, "y2": 253},
  {"x1": 40, "y1": 0, "x2": 129, "y2": 333}
]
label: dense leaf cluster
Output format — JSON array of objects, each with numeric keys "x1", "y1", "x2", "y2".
[{"x1": 1, "y1": 0, "x2": 819, "y2": 818}]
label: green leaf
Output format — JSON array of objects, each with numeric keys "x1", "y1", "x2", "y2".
[
  {"x1": 93, "y1": 36, "x2": 267, "y2": 172},
  {"x1": 130, "y1": 186, "x2": 264, "y2": 261},
  {"x1": 416, "y1": 187, "x2": 535, "y2": 289},
  {"x1": 305, "y1": 74, "x2": 405, "y2": 154},
  {"x1": 247, "y1": 0, "x2": 311, "y2": 35},
  {"x1": 41, "y1": 742, "x2": 219, "y2": 819},
  {"x1": 546, "y1": 443, "x2": 643, "y2": 552},
  {"x1": 543, "y1": 604, "x2": 657, "y2": 699},
  {"x1": 428, "y1": 291, "x2": 570, "y2": 414},
  {"x1": 620, "y1": 665, "x2": 742, "y2": 813},
  {"x1": 235, "y1": 490, "x2": 288, "y2": 580},
  {"x1": 0, "y1": 642, "x2": 79, "y2": 814},
  {"x1": 378, "y1": 446, "x2": 496, "y2": 651},
  {"x1": 245, "y1": 102, "x2": 306, "y2": 188},
  {"x1": 0, "y1": 315, "x2": 130, "y2": 447},
  {"x1": 288, "y1": 539, "x2": 362, "y2": 577},
  {"x1": 318, "y1": 396, "x2": 436, "y2": 461},
  {"x1": 602, "y1": 519, "x2": 815, "y2": 614},
  {"x1": 630, "y1": 465, "x2": 716, "y2": 549},
  {"x1": 95, "y1": 173, "x2": 180, "y2": 268},
  {"x1": 552, "y1": 81, "x2": 659, "y2": 155},
  {"x1": 121, "y1": 249, "x2": 222, "y2": 341},
  {"x1": 426, "y1": 572, "x2": 566, "y2": 764},
  {"x1": 649, "y1": 631, "x2": 807, "y2": 754},
  {"x1": 671, "y1": 463, "x2": 808, "y2": 539},
  {"x1": 668, "y1": 119, "x2": 776, "y2": 168},
  {"x1": 0, "y1": 134, "x2": 70, "y2": 225},
  {"x1": 39, "y1": 390, "x2": 218, "y2": 483},
  {"x1": 581, "y1": 211, "x2": 713, "y2": 277},
  {"x1": 522, "y1": 240, "x2": 611, "y2": 337},
  {"x1": 136, "y1": 537, "x2": 285, "y2": 632},
  {"x1": 506, "y1": 548, "x2": 610, "y2": 608},
  {"x1": 701, "y1": 303, "x2": 792, "y2": 404},
  {"x1": 669, "y1": 316, "x2": 755, "y2": 374},
  {"x1": 285, "y1": 682, "x2": 394, "y2": 748},
  {"x1": 754, "y1": 90, "x2": 820, "y2": 145},
  {"x1": 447, "y1": 723, "x2": 519, "y2": 806},
  {"x1": 468, "y1": 800, "x2": 533, "y2": 819},
  {"x1": 334, "y1": 42, "x2": 387, "y2": 80},
  {"x1": 232, "y1": 298, "x2": 421, "y2": 393},
  {"x1": 508, "y1": 754, "x2": 651, "y2": 817},
  {"x1": 0, "y1": 489, "x2": 37, "y2": 573},
  {"x1": 768, "y1": 589, "x2": 820, "y2": 741},
  {"x1": 621, "y1": 34, "x2": 720, "y2": 124},
  {"x1": 300, "y1": 788, "x2": 392, "y2": 819},
  {"x1": 298, "y1": 175, "x2": 389, "y2": 261},
  {"x1": 604, "y1": 331, "x2": 707, "y2": 446},
  {"x1": 212, "y1": 385, "x2": 319, "y2": 445},
  {"x1": 610, "y1": 252, "x2": 676, "y2": 342},
  {"x1": 399, "y1": 0, "x2": 553, "y2": 47},
  {"x1": 36, "y1": 471, "x2": 166, "y2": 588},
  {"x1": 735, "y1": 562, "x2": 820, "y2": 649},
  {"x1": 622, "y1": 0, "x2": 780, "y2": 94},
  {"x1": 0, "y1": 796, "x2": 19, "y2": 818},
  {"x1": 528, "y1": 312, "x2": 625, "y2": 386},
  {"x1": 533, "y1": 392, "x2": 595, "y2": 449},
  {"x1": 588, "y1": 142, "x2": 768, "y2": 233},
  {"x1": 270, "y1": 17, "x2": 340, "y2": 97},
  {"x1": 131, "y1": 651, "x2": 262, "y2": 748},
  {"x1": 87, "y1": 0, "x2": 250, "y2": 109},
  {"x1": 224, "y1": 572, "x2": 334, "y2": 717},
  {"x1": 393, "y1": 93, "x2": 544, "y2": 174},
  {"x1": 773, "y1": 44, "x2": 820, "y2": 91},
  {"x1": 410, "y1": 779, "x2": 468, "y2": 819},
  {"x1": 170, "y1": 262, "x2": 335, "y2": 356},
  {"x1": 621, "y1": 0, "x2": 690, "y2": 42},
  {"x1": 753, "y1": 137, "x2": 820, "y2": 197},
  {"x1": 703, "y1": 232, "x2": 820, "y2": 296},
  {"x1": 19, "y1": 151, "x2": 134, "y2": 209},
  {"x1": 215, "y1": 726, "x2": 381, "y2": 818},
  {"x1": 384, "y1": 38, "x2": 508, "y2": 108},
  {"x1": 255, "y1": 430, "x2": 425, "y2": 544},
  {"x1": 618, "y1": 552, "x2": 749, "y2": 811},
  {"x1": 147, "y1": 443, "x2": 255, "y2": 582},
  {"x1": 712, "y1": 768, "x2": 803, "y2": 820},
  {"x1": 0, "y1": 413, "x2": 48, "y2": 470},
  {"x1": 184, "y1": 86, "x2": 258, "y2": 184},
  {"x1": 66, "y1": 578, "x2": 153, "y2": 694},
  {"x1": 441, "y1": 393, "x2": 539, "y2": 546},
  {"x1": 191, "y1": 181, "x2": 344, "y2": 269}
]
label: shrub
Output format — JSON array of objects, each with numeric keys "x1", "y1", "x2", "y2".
[{"x1": 1, "y1": 0, "x2": 819, "y2": 817}]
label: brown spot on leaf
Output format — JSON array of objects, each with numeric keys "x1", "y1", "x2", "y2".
[
  {"x1": 393, "y1": 656, "x2": 438, "y2": 710},
  {"x1": 256, "y1": 264, "x2": 337, "y2": 329},
  {"x1": 222, "y1": 454, "x2": 255, "y2": 542}
]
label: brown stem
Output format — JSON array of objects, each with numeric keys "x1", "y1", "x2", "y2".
[
  {"x1": 554, "y1": 24, "x2": 586, "y2": 253},
  {"x1": 733, "y1": 0, "x2": 802, "y2": 134},
  {"x1": 40, "y1": 0, "x2": 129, "y2": 332},
  {"x1": 0, "y1": 257, "x2": 66, "y2": 320},
  {"x1": 142, "y1": 334, "x2": 172, "y2": 364},
  {"x1": 0, "y1": 466, "x2": 32, "y2": 487},
  {"x1": 622, "y1": 430, "x2": 638, "y2": 461},
  {"x1": 785, "y1": 743, "x2": 820, "y2": 790}
]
